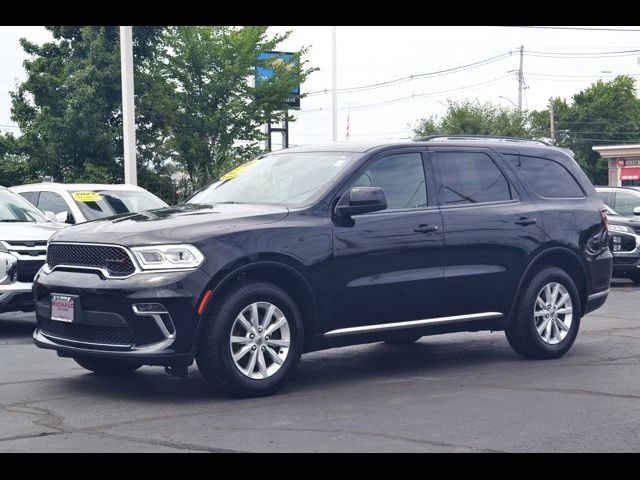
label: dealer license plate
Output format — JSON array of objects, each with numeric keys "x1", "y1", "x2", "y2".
[{"x1": 51, "y1": 294, "x2": 75, "y2": 322}]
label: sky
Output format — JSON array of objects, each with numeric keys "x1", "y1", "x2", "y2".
[{"x1": 2, "y1": 26, "x2": 640, "y2": 147}]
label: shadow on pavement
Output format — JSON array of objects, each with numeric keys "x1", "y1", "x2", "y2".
[{"x1": 46, "y1": 335, "x2": 520, "y2": 403}]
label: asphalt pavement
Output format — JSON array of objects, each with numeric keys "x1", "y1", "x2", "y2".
[{"x1": 1, "y1": 279, "x2": 639, "y2": 452}]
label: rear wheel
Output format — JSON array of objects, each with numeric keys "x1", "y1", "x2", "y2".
[
  {"x1": 196, "y1": 280, "x2": 304, "y2": 397},
  {"x1": 73, "y1": 356, "x2": 142, "y2": 374},
  {"x1": 505, "y1": 266, "x2": 581, "y2": 359}
]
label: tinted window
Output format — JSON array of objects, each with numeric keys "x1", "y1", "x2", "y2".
[
  {"x1": 37, "y1": 191, "x2": 70, "y2": 215},
  {"x1": 507, "y1": 154, "x2": 583, "y2": 198},
  {"x1": 437, "y1": 152, "x2": 512, "y2": 205},
  {"x1": 614, "y1": 191, "x2": 640, "y2": 216},
  {"x1": 353, "y1": 152, "x2": 427, "y2": 210},
  {"x1": 18, "y1": 191, "x2": 39, "y2": 205}
]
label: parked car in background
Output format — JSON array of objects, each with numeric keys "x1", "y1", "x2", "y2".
[
  {"x1": 32, "y1": 136, "x2": 611, "y2": 397},
  {"x1": 10, "y1": 184, "x2": 168, "y2": 224},
  {"x1": 596, "y1": 186, "x2": 640, "y2": 217},
  {"x1": 0, "y1": 186, "x2": 63, "y2": 314},
  {"x1": 603, "y1": 205, "x2": 640, "y2": 283}
]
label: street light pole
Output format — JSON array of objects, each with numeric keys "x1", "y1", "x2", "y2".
[
  {"x1": 120, "y1": 26, "x2": 137, "y2": 185},
  {"x1": 331, "y1": 26, "x2": 338, "y2": 142},
  {"x1": 498, "y1": 96, "x2": 518, "y2": 109}
]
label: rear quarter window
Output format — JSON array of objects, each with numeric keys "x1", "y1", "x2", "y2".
[{"x1": 505, "y1": 154, "x2": 584, "y2": 198}]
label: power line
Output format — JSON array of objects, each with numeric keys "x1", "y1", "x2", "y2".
[
  {"x1": 305, "y1": 51, "x2": 514, "y2": 96},
  {"x1": 497, "y1": 26, "x2": 640, "y2": 32},
  {"x1": 301, "y1": 75, "x2": 512, "y2": 113}
]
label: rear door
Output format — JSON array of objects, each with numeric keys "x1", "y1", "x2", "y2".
[{"x1": 431, "y1": 147, "x2": 545, "y2": 316}]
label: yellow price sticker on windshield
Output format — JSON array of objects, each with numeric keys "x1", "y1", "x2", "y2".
[
  {"x1": 71, "y1": 191, "x2": 103, "y2": 202},
  {"x1": 220, "y1": 160, "x2": 260, "y2": 181}
]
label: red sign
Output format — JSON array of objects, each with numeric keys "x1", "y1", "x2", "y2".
[
  {"x1": 620, "y1": 167, "x2": 640, "y2": 180},
  {"x1": 618, "y1": 159, "x2": 625, "y2": 168}
]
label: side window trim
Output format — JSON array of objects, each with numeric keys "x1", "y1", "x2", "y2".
[{"x1": 430, "y1": 148, "x2": 519, "y2": 208}]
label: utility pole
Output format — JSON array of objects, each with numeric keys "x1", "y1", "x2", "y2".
[
  {"x1": 517, "y1": 45, "x2": 524, "y2": 112},
  {"x1": 331, "y1": 26, "x2": 338, "y2": 142},
  {"x1": 120, "y1": 26, "x2": 137, "y2": 185},
  {"x1": 549, "y1": 97, "x2": 555, "y2": 145}
]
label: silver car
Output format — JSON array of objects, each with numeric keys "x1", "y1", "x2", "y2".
[{"x1": 0, "y1": 186, "x2": 63, "y2": 314}]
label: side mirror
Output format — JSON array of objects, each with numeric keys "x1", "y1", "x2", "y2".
[
  {"x1": 43, "y1": 211, "x2": 57, "y2": 223},
  {"x1": 335, "y1": 187, "x2": 387, "y2": 217},
  {"x1": 633, "y1": 206, "x2": 640, "y2": 216},
  {"x1": 55, "y1": 211, "x2": 68, "y2": 223}
]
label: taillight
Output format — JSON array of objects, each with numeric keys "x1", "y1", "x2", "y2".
[{"x1": 600, "y1": 208, "x2": 608, "y2": 230}]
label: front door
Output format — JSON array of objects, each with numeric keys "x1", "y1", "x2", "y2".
[{"x1": 332, "y1": 149, "x2": 445, "y2": 329}]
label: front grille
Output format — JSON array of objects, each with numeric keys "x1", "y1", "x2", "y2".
[
  {"x1": 17, "y1": 260, "x2": 45, "y2": 282},
  {"x1": 47, "y1": 243, "x2": 136, "y2": 277},
  {"x1": 5, "y1": 240, "x2": 47, "y2": 248},
  {"x1": 41, "y1": 319, "x2": 135, "y2": 346}
]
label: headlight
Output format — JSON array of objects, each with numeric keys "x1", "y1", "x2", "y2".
[
  {"x1": 130, "y1": 244, "x2": 204, "y2": 270},
  {"x1": 608, "y1": 224, "x2": 633, "y2": 233},
  {"x1": 0, "y1": 242, "x2": 8, "y2": 253}
]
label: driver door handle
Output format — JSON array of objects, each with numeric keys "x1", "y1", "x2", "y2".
[
  {"x1": 414, "y1": 224, "x2": 439, "y2": 233},
  {"x1": 515, "y1": 217, "x2": 537, "y2": 226}
]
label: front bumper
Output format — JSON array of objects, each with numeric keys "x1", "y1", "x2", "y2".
[
  {"x1": 32, "y1": 267, "x2": 211, "y2": 367},
  {"x1": 0, "y1": 281, "x2": 36, "y2": 313}
]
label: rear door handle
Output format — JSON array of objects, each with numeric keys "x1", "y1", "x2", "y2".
[
  {"x1": 515, "y1": 217, "x2": 537, "y2": 226},
  {"x1": 414, "y1": 224, "x2": 439, "y2": 233}
]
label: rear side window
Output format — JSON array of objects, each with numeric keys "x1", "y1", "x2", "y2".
[
  {"x1": 18, "y1": 191, "x2": 39, "y2": 205},
  {"x1": 506, "y1": 154, "x2": 584, "y2": 198},
  {"x1": 436, "y1": 152, "x2": 512, "y2": 205}
]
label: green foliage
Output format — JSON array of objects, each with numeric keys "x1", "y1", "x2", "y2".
[
  {"x1": 3, "y1": 26, "x2": 315, "y2": 200},
  {"x1": 413, "y1": 77, "x2": 640, "y2": 185},
  {"x1": 161, "y1": 26, "x2": 316, "y2": 183},
  {"x1": 412, "y1": 100, "x2": 530, "y2": 138},
  {"x1": 556, "y1": 76, "x2": 640, "y2": 183}
]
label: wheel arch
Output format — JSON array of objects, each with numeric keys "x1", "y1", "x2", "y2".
[
  {"x1": 193, "y1": 257, "x2": 318, "y2": 352},
  {"x1": 507, "y1": 246, "x2": 589, "y2": 326}
]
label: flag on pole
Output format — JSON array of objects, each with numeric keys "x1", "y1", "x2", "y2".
[{"x1": 346, "y1": 108, "x2": 350, "y2": 141}]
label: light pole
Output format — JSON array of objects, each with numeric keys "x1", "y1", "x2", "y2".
[
  {"x1": 498, "y1": 96, "x2": 518, "y2": 109},
  {"x1": 120, "y1": 26, "x2": 137, "y2": 186},
  {"x1": 331, "y1": 26, "x2": 338, "y2": 142}
]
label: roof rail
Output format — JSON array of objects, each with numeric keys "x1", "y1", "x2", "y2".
[{"x1": 414, "y1": 134, "x2": 551, "y2": 146}]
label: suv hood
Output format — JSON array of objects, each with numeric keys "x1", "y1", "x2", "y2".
[
  {"x1": 50, "y1": 203, "x2": 290, "y2": 246},
  {"x1": 0, "y1": 221, "x2": 63, "y2": 242}
]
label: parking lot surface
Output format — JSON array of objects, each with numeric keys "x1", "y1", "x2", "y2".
[{"x1": 1, "y1": 280, "x2": 639, "y2": 452}]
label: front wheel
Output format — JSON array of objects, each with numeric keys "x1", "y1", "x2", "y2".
[
  {"x1": 196, "y1": 280, "x2": 304, "y2": 397},
  {"x1": 505, "y1": 266, "x2": 581, "y2": 359},
  {"x1": 73, "y1": 356, "x2": 142, "y2": 374}
]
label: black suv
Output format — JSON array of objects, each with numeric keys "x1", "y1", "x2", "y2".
[{"x1": 33, "y1": 136, "x2": 612, "y2": 397}]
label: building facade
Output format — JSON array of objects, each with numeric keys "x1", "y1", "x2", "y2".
[{"x1": 593, "y1": 144, "x2": 640, "y2": 187}]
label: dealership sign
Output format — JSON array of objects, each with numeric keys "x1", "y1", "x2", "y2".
[{"x1": 255, "y1": 51, "x2": 300, "y2": 109}]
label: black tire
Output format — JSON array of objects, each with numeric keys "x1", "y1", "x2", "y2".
[
  {"x1": 73, "y1": 356, "x2": 142, "y2": 374},
  {"x1": 505, "y1": 266, "x2": 581, "y2": 360},
  {"x1": 196, "y1": 280, "x2": 304, "y2": 397},
  {"x1": 628, "y1": 272, "x2": 640, "y2": 284},
  {"x1": 384, "y1": 332, "x2": 422, "y2": 345}
]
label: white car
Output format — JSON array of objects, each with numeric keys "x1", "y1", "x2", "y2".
[
  {"x1": 10, "y1": 183, "x2": 168, "y2": 224},
  {"x1": 0, "y1": 186, "x2": 63, "y2": 314}
]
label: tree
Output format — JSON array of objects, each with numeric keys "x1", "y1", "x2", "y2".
[
  {"x1": 555, "y1": 76, "x2": 640, "y2": 183},
  {"x1": 412, "y1": 100, "x2": 530, "y2": 138},
  {"x1": 161, "y1": 26, "x2": 315, "y2": 183},
  {"x1": 8, "y1": 26, "x2": 171, "y2": 188}
]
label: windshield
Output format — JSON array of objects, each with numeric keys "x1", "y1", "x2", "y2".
[
  {"x1": 70, "y1": 190, "x2": 168, "y2": 221},
  {"x1": 0, "y1": 188, "x2": 46, "y2": 223},
  {"x1": 188, "y1": 152, "x2": 358, "y2": 207}
]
